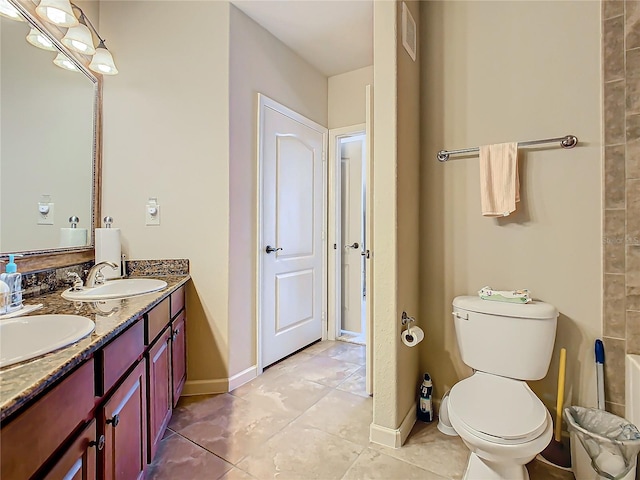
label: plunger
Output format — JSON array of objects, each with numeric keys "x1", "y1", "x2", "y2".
[{"x1": 539, "y1": 347, "x2": 572, "y2": 469}]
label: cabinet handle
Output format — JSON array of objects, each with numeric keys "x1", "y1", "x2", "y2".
[
  {"x1": 106, "y1": 414, "x2": 120, "y2": 427},
  {"x1": 89, "y1": 435, "x2": 105, "y2": 451},
  {"x1": 172, "y1": 328, "x2": 180, "y2": 341}
]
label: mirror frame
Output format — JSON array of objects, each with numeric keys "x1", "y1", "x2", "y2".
[{"x1": 5, "y1": 0, "x2": 101, "y2": 272}]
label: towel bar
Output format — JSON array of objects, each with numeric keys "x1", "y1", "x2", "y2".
[{"x1": 437, "y1": 134, "x2": 578, "y2": 162}]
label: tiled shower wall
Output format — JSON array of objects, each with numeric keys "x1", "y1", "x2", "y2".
[{"x1": 602, "y1": 0, "x2": 640, "y2": 417}]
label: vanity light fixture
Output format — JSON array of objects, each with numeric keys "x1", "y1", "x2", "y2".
[
  {"x1": 0, "y1": 0, "x2": 24, "y2": 21},
  {"x1": 26, "y1": 27, "x2": 57, "y2": 51},
  {"x1": 35, "y1": 0, "x2": 77, "y2": 27},
  {"x1": 32, "y1": 0, "x2": 120, "y2": 75}
]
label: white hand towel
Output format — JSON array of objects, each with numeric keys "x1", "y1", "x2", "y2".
[{"x1": 479, "y1": 142, "x2": 520, "y2": 217}]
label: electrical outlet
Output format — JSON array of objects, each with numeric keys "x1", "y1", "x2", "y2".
[
  {"x1": 145, "y1": 203, "x2": 160, "y2": 226},
  {"x1": 37, "y1": 202, "x2": 54, "y2": 225}
]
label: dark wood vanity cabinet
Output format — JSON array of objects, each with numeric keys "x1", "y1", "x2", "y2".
[{"x1": 0, "y1": 282, "x2": 188, "y2": 480}]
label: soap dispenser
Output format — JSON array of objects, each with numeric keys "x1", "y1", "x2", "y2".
[{"x1": 1, "y1": 254, "x2": 23, "y2": 313}]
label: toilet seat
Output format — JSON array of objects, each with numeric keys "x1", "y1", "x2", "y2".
[{"x1": 448, "y1": 372, "x2": 548, "y2": 445}]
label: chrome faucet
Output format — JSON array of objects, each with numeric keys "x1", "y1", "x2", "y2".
[{"x1": 85, "y1": 261, "x2": 119, "y2": 287}]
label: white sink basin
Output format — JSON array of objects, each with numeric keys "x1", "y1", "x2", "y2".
[
  {"x1": 0, "y1": 315, "x2": 95, "y2": 368},
  {"x1": 61, "y1": 278, "x2": 168, "y2": 301}
]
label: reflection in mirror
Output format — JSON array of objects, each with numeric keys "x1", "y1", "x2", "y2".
[{"x1": 0, "y1": 6, "x2": 97, "y2": 255}]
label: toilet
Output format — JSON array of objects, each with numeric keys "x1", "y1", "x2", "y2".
[{"x1": 445, "y1": 296, "x2": 558, "y2": 480}]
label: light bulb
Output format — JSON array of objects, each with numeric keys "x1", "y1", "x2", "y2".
[
  {"x1": 53, "y1": 52, "x2": 78, "y2": 72},
  {"x1": 0, "y1": 0, "x2": 24, "y2": 21},
  {"x1": 26, "y1": 27, "x2": 57, "y2": 51}
]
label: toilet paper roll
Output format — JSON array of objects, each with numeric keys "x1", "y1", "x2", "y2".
[
  {"x1": 95, "y1": 228, "x2": 122, "y2": 279},
  {"x1": 59, "y1": 228, "x2": 88, "y2": 248},
  {"x1": 401, "y1": 326, "x2": 425, "y2": 347}
]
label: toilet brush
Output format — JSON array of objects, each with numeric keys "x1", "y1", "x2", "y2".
[{"x1": 538, "y1": 347, "x2": 572, "y2": 469}]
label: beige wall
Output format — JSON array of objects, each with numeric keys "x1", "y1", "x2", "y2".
[
  {"x1": 328, "y1": 66, "x2": 373, "y2": 129},
  {"x1": 419, "y1": 1, "x2": 602, "y2": 414},
  {"x1": 396, "y1": 0, "x2": 422, "y2": 427},
  {"x1": 100, "y1": 2, "x2": 327, "y2": 389},
  {"x1": 99, "y1": 1, "x2": 231, "y2": 389},
  {"x1": 371, "y1": 0, "x2": 421, "y2": 435},
  {"x1": 228, "y1": 5, "x2": 328, "y2": 377}
]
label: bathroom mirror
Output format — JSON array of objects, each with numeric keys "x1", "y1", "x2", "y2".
[{"x1": 0, "y1": 2, "x2": 100, "y2": 266}]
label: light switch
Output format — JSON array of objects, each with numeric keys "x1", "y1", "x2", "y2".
[
  {"x1": 37, "y1": 202, "x2": 54, "y2": 225},
  {"x1": 145, "y1": 199, "x2": 160, "y2": 226}
]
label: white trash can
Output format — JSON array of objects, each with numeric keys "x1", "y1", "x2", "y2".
[{"x1": 566, "y1": 407, "x2": 640, "y2": 480}]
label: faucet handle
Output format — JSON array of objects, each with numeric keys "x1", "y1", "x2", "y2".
[
  {"x1": 67, "y1": 272, "x2": 84, "y2": 291},
  {"x1": 94, "y1": 270, "x2": 106, "y2": 286}
]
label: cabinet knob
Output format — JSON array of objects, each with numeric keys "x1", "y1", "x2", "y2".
[
  {"x1": 106, "y1": 414, "x2": 120, "y2": 427},
  {"x1": 89, "y1": 435, "x2": 105, "y2": 451},
  {"x1": 172, "y1": 328, "x2": 180, "y2": 341}
]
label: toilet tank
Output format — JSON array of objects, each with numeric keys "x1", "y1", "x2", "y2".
[{"x1": 452, "y1": 296, "x2": 558, "y2": 381}]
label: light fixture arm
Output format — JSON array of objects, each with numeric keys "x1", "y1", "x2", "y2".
[{"x1": 70, "y1": 3, "x2": 106, "y2": 45}]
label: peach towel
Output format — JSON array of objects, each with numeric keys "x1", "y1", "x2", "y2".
[{"x1": 479, "y1": 142, "x2": 520, "y2": 217}]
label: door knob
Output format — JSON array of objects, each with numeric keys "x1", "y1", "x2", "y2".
[
  {"x1": 345, "y1": 242, "x2": 359, "y2": 250},
  {"x1": 265, "y1": 245, "x2": 283, "y2": 254}
]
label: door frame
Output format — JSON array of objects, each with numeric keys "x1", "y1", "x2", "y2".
[
  {"x1": 255, "y1": 93, "x2": 328, "y2": 374},
  {"x1": 327, "y1": 124, "x2": 366, "y2": 342}
]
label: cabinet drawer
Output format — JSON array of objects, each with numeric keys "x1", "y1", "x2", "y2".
[
  {"x1": 100, "y1": 320, "x2": 144, "y2": 395},
  {"x1": 146, "y1": 298, "x2": 170, "y2": 345},
  {"x1": 1, "y1": 359, "x2": 95, "y2": 480},
  {"x1": 170, "y1": 286, "x2": 185, "y2": 319}
]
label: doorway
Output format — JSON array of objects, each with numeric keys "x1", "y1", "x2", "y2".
[{"x1": 338, "y1": 133, "x2": 367, "y2": 345}]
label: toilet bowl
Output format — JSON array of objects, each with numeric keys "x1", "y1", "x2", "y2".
[
  {"x1": 447, "y1": 372, "x2": 553, "y2": 480},
  {"x1": 448, "y1": 296, "x2": 559, "y2": 480}
]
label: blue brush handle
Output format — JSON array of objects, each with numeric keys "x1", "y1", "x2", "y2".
[
  {"x1": 595, "y1": 339, "x2": 605, "y2": 409},
  {"x1": 595, "y1": 339, "x2": 605, "y2": 364}
]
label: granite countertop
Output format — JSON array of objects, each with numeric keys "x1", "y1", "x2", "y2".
[{"x1": 0, "y1": 274, "x2": 190, "y2": 422}]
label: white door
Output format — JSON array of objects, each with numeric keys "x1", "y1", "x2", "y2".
[
  {"x1": 258, "y1": 95, "x2": 327, "y2": 368},
  {"x1": 340, "y1": 137, "x2": 366, "y2": 335}
]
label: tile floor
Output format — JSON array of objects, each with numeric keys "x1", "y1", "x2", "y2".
[{"x1": 147, "y1": 340, "x2": 575, "y2": 480}]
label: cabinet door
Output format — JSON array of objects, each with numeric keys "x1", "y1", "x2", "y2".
[
  {"x1": 147, "y1": 327, "x2": 172, "y2": 462},
  {"x1": 44, "y1": 419, "x2": 99, "y2": 480},
  {"x1": 171, "y1": 311, "x2": 187, "y2": 407},
  {"x1": 101, "y1": 360, "x2": 147, "y2": 480}
]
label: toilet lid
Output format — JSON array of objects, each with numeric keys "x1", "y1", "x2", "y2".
[{"x1": 449, "y1": 372, "x2": 548, "y2": 442}]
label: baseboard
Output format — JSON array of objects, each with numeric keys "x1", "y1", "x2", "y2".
[
  {"x1": 182, "y1": 378, "x2": 228, "y2": 396},
  {"x1": 369, "y1": 404, "x2": 417, "y2": 448},
  {"x1": 228, "y1": 365, "x2": 257, "y2": 391},
  {"x1": 180, "y1": 366, "x2": 258, "y2": 397}
]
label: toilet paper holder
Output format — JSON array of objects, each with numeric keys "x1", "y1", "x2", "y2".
[{"x1": 401, "y1": 311, "x2": 416, "y2": 327}]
